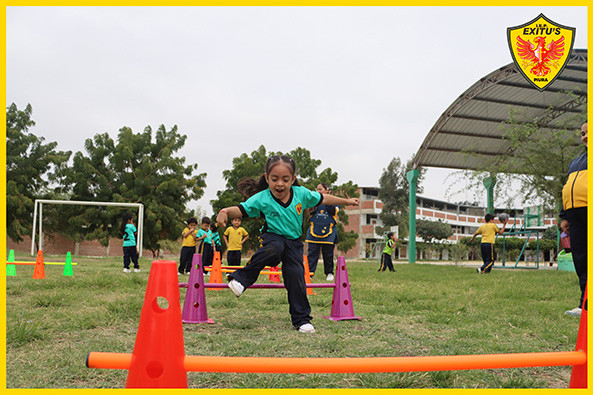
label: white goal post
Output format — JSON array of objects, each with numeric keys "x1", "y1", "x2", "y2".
[{"x1": 31, "y1": 199, "x2": 145, "y2": 257}]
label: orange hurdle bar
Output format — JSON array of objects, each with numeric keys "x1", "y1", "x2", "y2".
[{"x1": 87, "y1": 350, "x2": 586, "y2": 374}]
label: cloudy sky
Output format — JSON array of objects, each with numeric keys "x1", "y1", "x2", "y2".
[{"x1": 6, "y1": 6, "x2": 588, "y2": 213}]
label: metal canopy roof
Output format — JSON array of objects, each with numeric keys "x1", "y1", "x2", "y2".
[{"x1": 413, "y1": 49, "x2": 587, "y2": 171}]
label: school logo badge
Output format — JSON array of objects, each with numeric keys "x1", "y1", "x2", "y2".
[
  {"x1": 295, "y1": 203, "x2": 302, "y2": 216},
  {"x1": 507, "y1": 14, "x2": 575, "y2": 91}
]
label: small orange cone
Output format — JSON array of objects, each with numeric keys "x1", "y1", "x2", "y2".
[
  {"x1": 208, "y1": 251, "x2": 223, "y2": 290},
  {"x1": 303, "y1": 255, "x2": 315, "y2": 295},
  {"x1": 268, "y1": 266, "x2": 281, "y2": 283},
  {"x1": 32, "y1": 250, "x2": 45, "y2": 279}
]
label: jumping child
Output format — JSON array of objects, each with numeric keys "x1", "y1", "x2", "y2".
[
  {"x1": 216, "y1": 155, "x2": 359, "y2": 333},
  {"x1": 120, "y1": 213, "x2": 140, "y2": 273},
  {"x1": 469, "y1": 213, "x2": 508, "y2": 274}
]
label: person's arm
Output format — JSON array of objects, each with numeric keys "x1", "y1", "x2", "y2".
[
  {"x1": 321, "y1": 195, "x2": 359, "y2": 207},
  {"x1": 216, "y1": 207, "x2": 244, "y2": 228},
  {"x1": 469, "y1": 231, "x2": 479, "y2": 243},
  {"x1": 223, "y1": 235, "x2": 229, "y2": 247},
  {"x1": 241, "y1": 234, "x2": 250, "y2": 245},
  {"x1": 497, "y1": 220, "x2": 508, "y2": 235},
  {"x1": 182, "y1": 228, "x2": 194, "y2": 238}
]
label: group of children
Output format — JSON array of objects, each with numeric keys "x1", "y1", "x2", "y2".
[
  {"x1": 119, "y1": 152, "x2": 510, "y2": 335},
  {"x1": 120, "y1": 152, "x2": 511, "y2": 334},
  {"x1": 179, "y1": 216, "x2": 249, "y2": 275}
]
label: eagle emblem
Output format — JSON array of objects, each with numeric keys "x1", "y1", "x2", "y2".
[{"x1": 507, "y1": 14, "x2": 575, "y2": 91}]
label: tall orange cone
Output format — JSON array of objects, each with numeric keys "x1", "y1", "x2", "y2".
[
  {"x1": 126, "y1": 260, "x2": 187, "y2": 388},
  {"x1": 303, "y1": 255, "x2": 315, "y2": 295},
  {"x1": 569, "y1": 282, "x2": 588, "y2": 388},
  {"x1": 208, "y1": 251, "x2": 223, "y2": 290},
  {"x1": 32, "y1": 250, "x2": 45, "y2": 279}
]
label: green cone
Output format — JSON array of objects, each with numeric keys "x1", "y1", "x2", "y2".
[
  {"x1": 7, "y1": 249, "x2": 16, "y2": 276},
  {"x1": 63, "y1": 252, "x2": 73, "y2": 276}
]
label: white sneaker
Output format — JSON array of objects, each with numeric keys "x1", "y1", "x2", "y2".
[
  {"x1": 228, "y1": 279, "x2": 244, "y2": 297},
  {"x1": 123, "y1": 268, "x2": 131, "y2": 273},
  {"x1": 133, "y1": 268, "x2": 141, "y2": 273},
  {"x1": 298, "y1": 323, "x2": 315, "y2": 333},
  {"x1": 326, "y1": 273, "x2": 334, "y2": 282},
  {"x1": 565, "y1": 307, "x2": 582, "y2": 316}
]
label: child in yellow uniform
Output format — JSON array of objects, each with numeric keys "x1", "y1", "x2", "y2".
[
  {"x1": 469, "y1": 213, "x2": 508, "y2": 274},
  {"x1": 179, "y1": 217, "x2": 198, "y2": 275},
  {"x1": 223, "y1": 217, "x2": 249, "y2": 266}
]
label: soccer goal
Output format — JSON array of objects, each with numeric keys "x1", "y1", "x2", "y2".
[{"x1": 31, "y1": 199, "x2": 145, "y2": 257}]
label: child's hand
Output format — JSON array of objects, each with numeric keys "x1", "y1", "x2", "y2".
[
  {"x1": 217, "y1": 210, "x2": 228, "y2": 228},
  {"x1": 347, "y1": 198, "x2": 360, "y2": 206}
]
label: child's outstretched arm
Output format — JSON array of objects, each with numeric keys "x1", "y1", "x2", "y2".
[
  {"x1": 321, "y1": 195, "x2": 359, "y2": 207},
  {"x1": 497, "y1": 219, "x2": 508, "y2": 235},
  {"x1": 217, "y1": 207, "x2": 243, "y2": 228}
]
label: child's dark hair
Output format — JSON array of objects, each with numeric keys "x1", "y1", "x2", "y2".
[
  {"x1": 386, "y1": 232, "x2": 394, "y2": 240},
  {"x1": 201, "y1": 216, "x2": 212, "y2": 225},
  {"x1": 485, "y1": 213, "x2": 494, "y2": 222},
  {"x1": 319, "y1": 182, "x2": 330, "y2": 191},
  {"x1": 210, "y1": 222, "x2": 218, "y2": 232},
  {"x1": 187, "y1": 217, "x2": 198, "y2": 225},
  {"x1": 237, "y1": 155, "x2": 301, "y2": 197},
  {"x1": 120, "y1": 213, "x2": 133, "y2": 235}
]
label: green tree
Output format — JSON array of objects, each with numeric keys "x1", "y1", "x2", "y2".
[
  {"x1": 377, "y1": 156, "x2": 425, "y2": 237},
  {"x1": 6, "y1": 103, "x2": 71, "y2": 242},
  {"x1": 416, "y1": 219, "x2": 454, "y2": 244},
  {"x1": 59, "y1": 125, "x2": 206, "y2": 256},
  {"x1": 211, "y1": 145, "x2": 358, "y2": 253}
]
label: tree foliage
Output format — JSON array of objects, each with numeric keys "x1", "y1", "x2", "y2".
[
  {"x1": 377, "y1": 156, "x2": 425, "y2": 237},
  {"x1": 58, "y1": 125, "x2": 206, "y2": 256},
  {"x1": 6, "y1": 103, "x2": 71, "y2": 242},
  {"x1": 447, "y1": 106, "x2": 586, "y2": 211},
  {"x1": 210, "y1": 145, "x2": 358, "y2": 253},
  {"x1": 416, "y1": 219, "x2": 453, "y2": 244}
]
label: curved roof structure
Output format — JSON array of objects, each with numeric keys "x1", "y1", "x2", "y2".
[{"x1": 413, "y1": 49, "x2": 587, "y2": 171}]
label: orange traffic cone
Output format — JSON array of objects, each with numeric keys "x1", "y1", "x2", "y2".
[
  {"x1": 303, "y1": 255, "x2": 315, "y2": 295},
  {"x1": 269, "y1": 266, "x2": 281, "y2": 283},
  {"x1": 32, "y1": 250, "x2": 45, "y2": 279},
  {"x1": 569, "y1": 282, "x2": 588, "y2": 388},
  {"x1": 126, "y1": 260, "x2": 187, "y2": 388},
  {"x1": 208, "y1": 251, "x2": 223, "y2": 290}
]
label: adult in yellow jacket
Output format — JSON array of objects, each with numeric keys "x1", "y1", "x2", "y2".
[{"x1": 560, "y1": 122, "x2": 587, "y2": 316}]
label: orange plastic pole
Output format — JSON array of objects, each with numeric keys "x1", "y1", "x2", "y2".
[{"x1": 87, "y1": 350, "x2": 586, "y2": 374}]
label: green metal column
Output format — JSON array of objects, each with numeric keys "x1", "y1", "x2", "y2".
[
  {"x1": 407, "y1": 169, "x2": 419, "y2": 263},
  {"x1": 483, "y1": 175, "x2": 497, "y2": 214}
]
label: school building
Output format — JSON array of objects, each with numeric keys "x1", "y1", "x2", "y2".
[{"x1": 341, "y1": 187, "x2": 558, "y2": 260}]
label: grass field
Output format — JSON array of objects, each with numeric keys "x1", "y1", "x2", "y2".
[{"x1": 5, "y1": 253, "x2": 584, "y2": 389}]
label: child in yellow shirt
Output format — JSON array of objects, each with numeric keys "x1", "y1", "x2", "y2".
[
  {"x1": 179, "y1": 217, "x2": 198, "y2": 275},
  {"x1": 223, "y1": 217, "x2": 249, "y2": 266}
]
